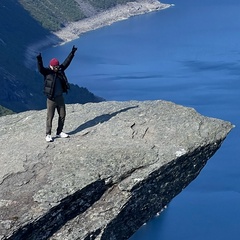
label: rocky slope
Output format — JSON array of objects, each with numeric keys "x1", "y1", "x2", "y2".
[{"x1": 0, "y1": 100, "x2": 233, "y2": 240}]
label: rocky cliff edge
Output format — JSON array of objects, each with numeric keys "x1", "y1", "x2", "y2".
[{"x1": 0, "y1": 100, "x2": 233, "y2": 240}]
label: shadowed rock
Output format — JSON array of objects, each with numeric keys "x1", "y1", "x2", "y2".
[{"x1": 0, "y1": 100, "x2": 233, "y2": 240}]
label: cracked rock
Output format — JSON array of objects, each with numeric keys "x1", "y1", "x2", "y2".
[{"x1": 0, "y1": 100, "x2": 233, "y2": 240}]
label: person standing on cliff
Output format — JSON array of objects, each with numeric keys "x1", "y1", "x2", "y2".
[{"x1": 36, "y1": 45, "x2": 77, "y2": 142}]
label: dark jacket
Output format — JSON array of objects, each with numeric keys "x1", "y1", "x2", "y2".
[{"x1": 37, "y1": 51, "x2": 75, "y2": 100}]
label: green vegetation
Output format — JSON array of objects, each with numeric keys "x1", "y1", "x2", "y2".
[
  {"x1": 18, "y1": 0, "x2": 133, "y2": 31},
  {"x1": 88, "y1": 0, "x2": 132, "y2": 10},
  {"x1": 18, "y1": 0, "x2": 86, "y2": 31}
]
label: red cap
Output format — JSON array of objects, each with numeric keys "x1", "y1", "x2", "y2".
[{"x1": 49, "y1": 58, "x2": 59, "y2": 66}]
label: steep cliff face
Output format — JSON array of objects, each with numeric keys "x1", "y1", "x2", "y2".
[
  {"x1": 0, "y1": 100, "x2": 233, "y2": 240},
  {"x1": 0, "y1": 0, "x2": 48, "y2": 112},
  {"x1": 0, "y1": 0, "x2": 103, "y2": 114},
  {"x1": 0, "y1": 0, "x2": 170, "y2": 114}
]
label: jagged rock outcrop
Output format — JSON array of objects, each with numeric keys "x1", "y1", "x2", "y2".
[{"x1": 0, "y1": 100, "x2": 233, "y2": 240}]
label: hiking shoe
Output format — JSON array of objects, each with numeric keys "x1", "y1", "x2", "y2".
[
  {"x1": 46, "y1": 134, "x2": 53, "y2": 142},
  {"x1": 56, "y1": 132, "x2": 69, "y2": 138}
]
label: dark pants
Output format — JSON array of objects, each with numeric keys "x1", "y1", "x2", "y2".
[{"x1": 46, "y1": 95, "x2": 66, "y2": 135}]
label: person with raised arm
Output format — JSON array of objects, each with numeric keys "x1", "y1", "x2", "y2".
[{"x1": 36, "y1": 45, "x2": 77, "y2": 142}]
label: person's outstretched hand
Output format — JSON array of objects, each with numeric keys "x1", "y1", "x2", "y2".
[
  {"x1": 72, "y1": 45, "x2": 77, "y2": 54},
  {"x1": 36, "y1": 53, "x2": 42, "y2": 60}
]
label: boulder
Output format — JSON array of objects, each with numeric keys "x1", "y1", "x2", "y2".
[{"x1": 0, "y1": 100, "x2": 233, "y2": 240}]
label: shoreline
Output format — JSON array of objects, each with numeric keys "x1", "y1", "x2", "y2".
[
  {"x1": 54, "y1": 1, "x2": 173, "y2": 44},
  {"x1": 25, "y1": 1, "x2": 173, "y2": 67}
]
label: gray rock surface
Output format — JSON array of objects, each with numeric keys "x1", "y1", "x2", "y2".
[{"x1": 0, "y1": 100, "x2": 233, "y2": 240}]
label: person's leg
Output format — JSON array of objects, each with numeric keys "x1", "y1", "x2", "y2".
[
  {"x1": 56, "y1": 95, "x2": 66, "y2": 135},
  {"x1": 46, "y1": 98, "x2": 56, "y2": 135}
]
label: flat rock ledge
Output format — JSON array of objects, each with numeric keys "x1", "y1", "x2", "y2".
[{"x1": 0, "y1": 100, "x2": 233, "y2": 240}]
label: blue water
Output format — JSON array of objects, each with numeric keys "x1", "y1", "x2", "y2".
[{"x1": 42, "y1": 0, "x2": 240, "y2": 239}]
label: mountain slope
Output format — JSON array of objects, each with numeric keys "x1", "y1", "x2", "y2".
[
  {"x1": 0, "y1": 0, "x2": 167, "y2": 114},
  {"x1": 18, "y1": 0, "x2": 133, "y2": 31},
  {"x1": 0, "y1": 0, "x2": 103, "y2": 113},
  {"x1": 18, "y1": 0, "x2": 85, "y2": 31}
]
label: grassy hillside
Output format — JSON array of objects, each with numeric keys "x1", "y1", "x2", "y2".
[
  {"x1": 18, "y1": 0, "x2": 85, "y2": 31},
  {"x1": 18, "y1": 0, "x2": 133, "y2": 31},
  {"x1": 88, "y1": 0, "x2": 132, "y2": 10}
]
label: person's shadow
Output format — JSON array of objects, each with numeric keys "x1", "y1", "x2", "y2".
[{"x1": 68, "y1": 105, "x2": 139, "y2": 135}]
